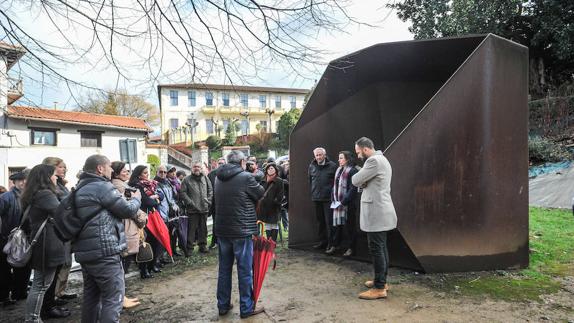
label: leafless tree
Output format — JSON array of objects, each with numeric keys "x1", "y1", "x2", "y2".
[{"x1": 0, "y1": 0, "x2": 365, "y2": 108}]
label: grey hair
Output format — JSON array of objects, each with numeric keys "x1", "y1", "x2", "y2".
[
  {"x1": 192, "y1": 160, "x2": 203, "y2": 166},
  {"x1": 227, "y1": 150, "x2": 246, "y2": 164},
  {"x1": 313, "y1": 147, "x2": 326, "y2": 154},
  {"x1": 83, "y1": 155, "x2": 110, "y2": 174},
  {"x1": 355, "y1": 137, "x2": 374, "y2": 149},
  {"x1": 158, "y1": 165, "x2": 168, "y2": 171}
]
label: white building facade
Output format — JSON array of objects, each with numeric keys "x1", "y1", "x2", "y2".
[
  {"x1": 0, "y1": 106, "x2": 151, "y2": 188},
  {"x1": 157, "y1": 83, "x2": 308, "y2": 144}
]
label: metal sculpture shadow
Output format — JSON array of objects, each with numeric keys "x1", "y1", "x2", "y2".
[{"x1": 288, "y1": 34, "x2": 529, "y2": 273}]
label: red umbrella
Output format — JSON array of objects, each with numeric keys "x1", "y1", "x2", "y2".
[
  {"x1": 253, "y1": 221, "x2": 276, "y2": 306},
  {"x1": 147, "y1": 209, "x2": 173, "y2": 257}
]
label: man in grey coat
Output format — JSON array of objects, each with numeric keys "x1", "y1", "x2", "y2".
[
  {"x1": 180, "y1": 161, "x2": 213, "y2": 255},
  {"x1": 352, "y1": 137, "x2": 397, "y2": 300}
]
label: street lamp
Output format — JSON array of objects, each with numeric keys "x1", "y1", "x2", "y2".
[
  {"x1": 240, "y1": 110, "x2": 250, "y2": 137},
  {"x1": 265, "y1": 108, "x2": 275, "y2": 133},
  {"x1": 185, "y1": 112, "x2": 198, "y2": 145}
]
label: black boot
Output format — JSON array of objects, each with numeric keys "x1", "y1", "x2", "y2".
[{"x1": 139, "y1": 264, "x2": 153, "y2": 279}]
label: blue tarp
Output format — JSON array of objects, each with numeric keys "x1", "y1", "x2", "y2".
[{"x1": 529, "y1": 161, "x2": 572, "y2": 178}]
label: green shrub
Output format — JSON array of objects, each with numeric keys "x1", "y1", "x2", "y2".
[
  {"x1": 206, "y1": 135, "x2": 222, "y2": 150},
  {"x1": 528, "y1": 136, "x2": 570, "y2": 164},
  {"x1": 147, "y1": 154, "x2": 160, "y2": 178}
]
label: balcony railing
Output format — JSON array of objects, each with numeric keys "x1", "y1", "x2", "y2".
[
  {"x1": 200, "y1": 105, "x2": 285, "y2": 115},
  {"x1": 7, "y1": 77, "x2": 23, "y2": 104}
]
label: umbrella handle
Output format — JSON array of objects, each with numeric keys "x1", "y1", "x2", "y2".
[{"x1": 256, "y1": 220, "x2": 265, "y2": 236}]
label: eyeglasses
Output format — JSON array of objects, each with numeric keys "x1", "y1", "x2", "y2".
[{"x1": 158, "y1": 171, "x2": 167, "y2": 174}]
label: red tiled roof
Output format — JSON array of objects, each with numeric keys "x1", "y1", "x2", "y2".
[{"x1": 7, "y1": 106, "x2": 152, "y2": 132}]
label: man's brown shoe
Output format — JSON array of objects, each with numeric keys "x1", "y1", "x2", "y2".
[
  {"x1": 364, "y1": 281, "x2": 389, "y2": 290},
  {"x1": 358, "y1": 288, "x2": 387, "y2": 300},
  {"x1": 240, "y1": 306, "x2": 265, "y2": 319}
]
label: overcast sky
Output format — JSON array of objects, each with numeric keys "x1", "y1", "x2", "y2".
[{"x1": 8, "y1": 1, "x2": 413, "y2": 109}]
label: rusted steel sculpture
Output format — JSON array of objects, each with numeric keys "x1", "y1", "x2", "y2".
[{"x1": 289, "y1": 34, "x2": 529, "y2": 273}]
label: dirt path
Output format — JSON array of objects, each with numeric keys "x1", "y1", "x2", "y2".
[{"x1": 2, "y1": 249, "x2": 574, "y2": 322}]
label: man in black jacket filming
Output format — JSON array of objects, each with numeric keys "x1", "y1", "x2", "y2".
[
  {"x1": 214, "y1": 150, "x2": 265, "y2": 319},
  {"x1": 63, "y1": 155, "x2": 141, "y2": 323}
]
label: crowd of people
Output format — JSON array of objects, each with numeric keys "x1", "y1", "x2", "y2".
[
  {"x1": 0, "y1": 152, "x2": 290, "y2": 321},
  {"x1": 0, "y1": 135, "x2": 395, "y2": 322}
]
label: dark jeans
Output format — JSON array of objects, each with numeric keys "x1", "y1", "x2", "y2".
[
  {"x1": 81, "y1": 255, "x2": 125, "y2": 323},
  {"x1": 367, "y1": 231, "x2": 389, "y2": 289},
  {"x1": 0, "y1": 251, "x2": 31, "y2": 301},
  {"x1": 187, "y1": 212, "x2": 208, "y2": 249},
  {"x1": 314, "y1": 201, "x2": 334, "y2": 247},
  {"x1": 217, "y1": 236, "x2": 254, "y2": 316},
  {"x1": 280, "y1": 208, "x2": 289, "y2": 230},
  {"x1": 42, "y1": 265, "x2": 62, "y2": 312}
]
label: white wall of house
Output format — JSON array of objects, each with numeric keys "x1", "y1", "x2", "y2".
[{"x1": 0, "y1": 118, "x2": 148, "y2": 188}]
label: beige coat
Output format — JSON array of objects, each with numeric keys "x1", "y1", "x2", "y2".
[
  {"x1": 351, "y1": 150, "x2": 397, "y2": 232},
  {"x1": 112, "y1": 179, "x2": 148, "y2": 255}
]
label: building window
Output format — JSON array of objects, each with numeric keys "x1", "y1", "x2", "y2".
[
  {"x1": 31, "y1": 128, "x2": 57, "y2": 146},
  {"x1": 170, "y1": 90, "x2": 178, "y2": 106},
  {"x1": 275, "y1": 95, "x2": 282, "y2": 109},
  {"x1": 290, "y1": 95, "x2": 296, "y2": 109},
  {"x1": 80, "y1": 131, "x2": 102, "y2": 147},
  {"x1": 222, "y1": 93, "x2": 230, "y2": 107},
  {"x1": 259, "y1": 120, "x2": 267, "y2": 132},
  {"x1": 206, "y1": 119, "x2": 214, "y2": 134},
  {"x1": 240, "y1": 94, "x2": 248, "y2": 107},
  {"x1": 206, "y1": 92, "x2": 214, "y2": 106},
  {"x1": 188, "y1": 91, "x2": 196, "y2": 106},
  {"x1": 241, "y1": 119, "x2": 249, "y2": 134},
  {"x1": 119, "y1": 139, "x2": 138, "y2": 163},
  {"x1": 259, "y1": 95, "x2": 267, "y2": 109},
  {"x1": 170, "y1": 118, "x2": 179, "y2": 129}
]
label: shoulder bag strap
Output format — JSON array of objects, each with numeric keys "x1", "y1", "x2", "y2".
[
  {"x1": 18, "y1": 205, "x2": 31, "y2": 228},
  {"x1": 261, "y1": 181, "x2": 274, "y2": 200},
  {"x1": 28, "y1": 218, "x2": 49, "y2": 248}
]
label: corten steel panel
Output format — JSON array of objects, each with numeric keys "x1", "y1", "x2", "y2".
[{"x1": 289, "y1": 34, "x2": 529, "y2": 273}]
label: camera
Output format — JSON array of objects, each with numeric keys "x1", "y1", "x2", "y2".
[{"x1": 125, "y1": 186, "x2": 137, "y2": 198}]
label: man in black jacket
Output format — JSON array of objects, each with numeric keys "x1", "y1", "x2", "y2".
[
  {"x1": 214, "y1": 150, "x2": 265, "y2": 319},
  {"x1": 308, "y1": 147, "x2": 337, "y2": 251},
  {"x1": 0, "y1": 170, "x2": 30, "y2": 305},
  {"x1": 71, "y1": 155, "x2": 141, "y2": 323}
]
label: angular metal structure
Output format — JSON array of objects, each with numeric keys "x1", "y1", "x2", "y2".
[{"x1": 289, "y1": 34, "x2": 529, "y2": 273}]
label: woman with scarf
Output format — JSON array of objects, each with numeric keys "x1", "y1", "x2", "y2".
[
  {"x1": 40, "y1": 157, "x2": 73, "y2": 318},
  {"x1": 22, "y1": 164, "x2": 68, "y2": 322},
  {"x1": 111, "y1": 161, "x2": 148, "y2": 308},
  {"x1": 328, "y1": 151, "x2": 359, "y2": 256},
  {"x1": 256, "y1": 163, "x2": 285, "y2": 242},
  {"x1": 128, "y1": 166, "x2": 164, "y2": 279}
]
